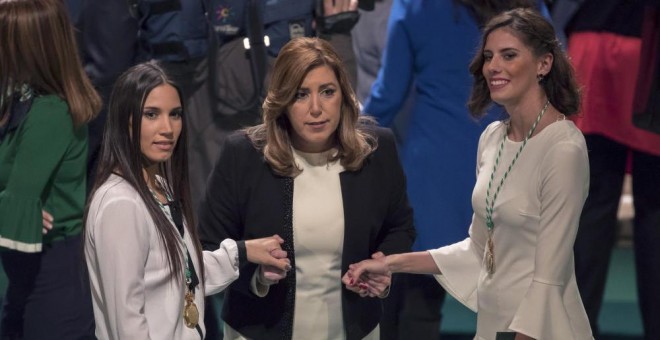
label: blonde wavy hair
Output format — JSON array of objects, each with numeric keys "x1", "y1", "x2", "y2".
[{"x1": 246, "y1": 37, "x2": 377, "y2": 177}]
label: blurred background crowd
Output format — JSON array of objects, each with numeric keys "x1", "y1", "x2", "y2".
[{"x1": 1, "y1": 0, "x2": 658, "y2": 339}]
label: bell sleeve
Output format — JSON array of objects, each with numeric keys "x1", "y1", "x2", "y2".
[{"x1": 428, "y1": 220, "x2": 484, "y2": 312}]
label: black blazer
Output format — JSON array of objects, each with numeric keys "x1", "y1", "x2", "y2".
[{"x1": 198, "y1": 127, "x2": 415, "y2": 340}]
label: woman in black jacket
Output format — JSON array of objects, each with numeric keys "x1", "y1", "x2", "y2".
[{"x1": 198, "y1": 37, "x2": 415, "y2": 340}]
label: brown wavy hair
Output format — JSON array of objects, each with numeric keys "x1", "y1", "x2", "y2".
[
  {"x1": 467, "y1": 8, "x2": 581, "y2": 118},
  {"x1": 246, "y1": 37, "x2": 377, "y2": 177},
  {"x1": 0, "y1": 0, "x2": 100, "y2": 126}
]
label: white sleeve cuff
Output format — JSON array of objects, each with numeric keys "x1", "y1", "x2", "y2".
[{"x1": 249, "y1": 266, "x2": 271, "y2": 297}]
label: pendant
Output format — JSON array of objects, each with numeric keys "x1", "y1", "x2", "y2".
[
  {"x1": 183, "y1": 291, "x2": 199, "y2": 328},
  {"x1": 485, "y1": 234, "x2": 495, "y2": 275}
]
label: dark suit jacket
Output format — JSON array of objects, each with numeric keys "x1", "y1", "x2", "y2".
[{"x1": 198, "y1": 126, "x2": 415, "y2": 340}]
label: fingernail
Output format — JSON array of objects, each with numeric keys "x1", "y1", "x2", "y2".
[{"x1": 285, "y1": 264, "x2": 292, "y2": 271}]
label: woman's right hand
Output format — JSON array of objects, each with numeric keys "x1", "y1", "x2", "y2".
[
  {"x1": 342, "y1": 254, "x2": 391, "y2": 297},
  {"x1": 257, "y1": 263, "x2": 289, "y2": 286},
  {"x1": 245, "y1": 235, "x2": 292, "y2": 272}
]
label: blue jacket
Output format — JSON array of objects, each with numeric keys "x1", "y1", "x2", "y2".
[{"x1": 363, "y1": 0, "x2": 548, "y2": 251}]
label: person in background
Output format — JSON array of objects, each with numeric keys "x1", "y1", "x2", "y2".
[
  {"x1": 84, "y1": 61, "x2": 291, "y2": 339},
  {"x1": 64, "y1": 0, "x2": 139, "y2": 190},
  {"x1": 172, "y1": 0, "x2": 364, "y2": 212},
  {"x1": 0, "y1": 0, "x2": 101, "y2": 338},
  {"x1": 633, "y1": 0, "x2": 660, "y2": 133},
  {"x1": 351, "y1": 0, "x2": 415, "y2": 147},
  {"x1": 558, "y1": 0, "x2": 660, "y2": 338},
  {"x1": 198, "y1": 37, "x2": 415, "y2": 339},
  {"x1": 351, "y1": 0, "x2": 393, "y2": 105},
  {"x1": 360, "y1": 1, "x2": 541, "y2": 338},
  {"x1": 346, "y1": 8, "x2": 593, "y2": 340}
]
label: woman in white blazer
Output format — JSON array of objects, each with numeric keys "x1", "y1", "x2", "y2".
[{"x1": 84, "y1": 62, "x2": 291, "y2": 340}]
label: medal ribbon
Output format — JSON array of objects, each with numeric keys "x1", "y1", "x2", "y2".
[
  {"x1": 484, "y1": 100, "x2": 549, "y2": 275},
  {"x1": 150, "y1": 182, "x2": 203, "y2": 338}
]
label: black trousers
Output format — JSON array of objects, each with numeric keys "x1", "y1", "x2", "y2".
[
  {"x1": 0, "y1": 234, "x2": 95, "y2": 340},
  {"x1": 574, "y1": 134, "x2": 660, "y2": 340},
  {"x1": 380, "y1": 273, "x2": 446, "y2": 340}
]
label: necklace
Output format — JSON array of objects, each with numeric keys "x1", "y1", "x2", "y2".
[
  {"x1": 148, "y1": 180, "x2": 199, "y2": 329},
  {"x1": 484, "y1": 100, "x2": 549, "y2": 275}
]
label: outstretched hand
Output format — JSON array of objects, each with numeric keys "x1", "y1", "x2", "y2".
[
  {"x1": 342, "y1": 252, "x2": 391, "y2": 298},
  {"x1": 245, "y1": 235, "x2": 291, "y2": 273}
]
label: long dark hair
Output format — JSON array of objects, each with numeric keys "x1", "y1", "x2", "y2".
[
  {"x1": 467, "y1": 7, "x2": 581, "y2": 117},
  {"x1": 0, "y1": 0, "x2": 100, "y2": 125},
  {"x1": 86, "y1": 62, "x2": 202, "y2": 282}
]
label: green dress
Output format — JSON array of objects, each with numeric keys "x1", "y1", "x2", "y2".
[{"x1": 0, "y1": 95, "x2": 88, "y2": 252}]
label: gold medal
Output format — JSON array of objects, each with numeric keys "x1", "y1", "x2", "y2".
[
  {"x1": 183, "y1": 291, "x2": 199, "y2": 328},
  {"x1": 486, "y1": 235, "x2": 495, "y2": 275}
]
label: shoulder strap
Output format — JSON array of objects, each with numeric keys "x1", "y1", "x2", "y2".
[{"x1": 245, "y1": 0, "x2": 268, "y2": 102}]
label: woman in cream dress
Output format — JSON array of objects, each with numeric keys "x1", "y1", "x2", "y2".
[{"x1": 344, "y1": 9, "x2": 593, "y2": 340}]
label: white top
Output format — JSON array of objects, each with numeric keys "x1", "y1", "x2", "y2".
[
  {"x1": 429, "y1": 121, "x2": 593, "y2": 340},
  {"x1": 291, "y1": 148, "x2": 346, "y2": 339},
  {"x1": 85, "y1": 174, "x2": 240, "y2": 340}
]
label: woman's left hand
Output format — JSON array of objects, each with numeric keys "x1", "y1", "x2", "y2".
[
  {"x1": 42, "y1": 210, "x2": 53, "y2": 234},
  {"x1": 245, "y1": 235, "x2": 292, "y2": 272},
  {"x1": 257, "y1": 263, "x2": 288, "y2": 286}
]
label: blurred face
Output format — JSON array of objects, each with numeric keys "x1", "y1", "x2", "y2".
[
  {"x1": 286, "y1": 65, "x2": 342, "y2": 153},
  {"x1": 139, "y1": 84, "x2": 182, "y2": 164},
  {"x1": 482, "y1": 28, "x2": 550, "y2": 107}
]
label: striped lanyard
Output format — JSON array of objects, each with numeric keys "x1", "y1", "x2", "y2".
[{"x1": 483, "y1": 100, "x2": 549, "y2": 275}]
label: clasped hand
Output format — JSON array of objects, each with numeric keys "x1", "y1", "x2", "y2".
[
  {"x1": 245, "y1": 235, "x2": 291, "y2": 285},
  {"x1": 342, "y1": 252, "x2": 391, "y2": 298}
]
